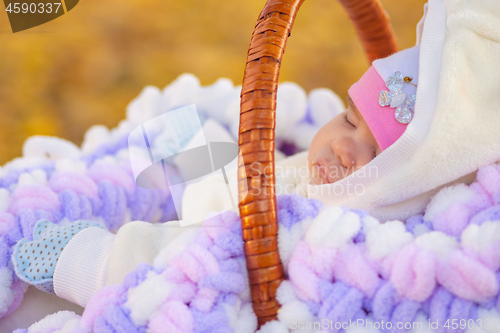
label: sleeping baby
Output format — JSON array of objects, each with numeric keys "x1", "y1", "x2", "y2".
[
  {"x1": 183, "y1": 46, "x2": 422, "y2": 224},
  {"x1": 10, "y1": 29, "x2": 499, "y2": 316}
]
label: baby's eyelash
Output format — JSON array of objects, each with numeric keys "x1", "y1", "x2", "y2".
[{"x1": 343, "y1": 113, "x2": 355, "y2": 128}]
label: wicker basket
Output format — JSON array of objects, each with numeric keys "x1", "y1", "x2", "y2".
[{"x1": 238, "y1": 0, "x2": 398, "y2": 327}]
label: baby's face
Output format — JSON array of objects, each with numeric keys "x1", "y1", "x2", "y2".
[{"x1": 308, "y1": 97, "x2": 381, "y2": 185}]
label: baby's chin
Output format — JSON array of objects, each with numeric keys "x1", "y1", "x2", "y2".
[
  {"x1": 310, "y1": 176, "x2": 342, "y2": 185},
  {"x1": 310, "y1": 177, "x2": 326, "y2": 185},
  {"x1": 309, "y1": 170, "x2": 336, "y2": 185}
]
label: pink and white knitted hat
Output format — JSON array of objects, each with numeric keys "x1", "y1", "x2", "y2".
[{"x1": 348, "y1": 45, "x2": 420, "y2": 151}]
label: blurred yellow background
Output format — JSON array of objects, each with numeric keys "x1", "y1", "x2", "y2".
[{"x1": 0, "y1": 0, "x2": 426, "y2": 165}]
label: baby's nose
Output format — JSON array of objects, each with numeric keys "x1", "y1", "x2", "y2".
[{"x1": 332, "y1": 137, "x2": 356, "y2": 168}]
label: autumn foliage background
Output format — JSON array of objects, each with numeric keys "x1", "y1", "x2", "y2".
[{"x1": 0, "y1": 0, "x2": 425, "y2": 166}]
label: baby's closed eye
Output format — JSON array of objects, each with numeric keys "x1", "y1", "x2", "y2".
[{"x1": 343, "y1": 112, "x2": 356, "y2": 128}]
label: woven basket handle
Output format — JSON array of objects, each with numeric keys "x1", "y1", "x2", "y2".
[{"x1": 238, "y1": 0, "x2": 398, "y2": 327}]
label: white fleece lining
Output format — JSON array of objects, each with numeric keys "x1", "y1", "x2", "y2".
[{"x1": 53, "y1": 227, "x2": 115, "y2": 307}]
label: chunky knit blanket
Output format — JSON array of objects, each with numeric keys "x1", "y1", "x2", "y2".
[
  {"x1": 3, "y1": 75, "x2": 500, "y2": 332},
  {"x1": 12, "y1": 166, "x2": 500, "y2": 333},
  {"x1": 0, "y1": 74, "x2": 342, "y2": 330}
]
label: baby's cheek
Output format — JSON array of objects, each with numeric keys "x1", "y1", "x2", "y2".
[{"x1": 306, "y1": 153, "x2": 314, "y2": 170}]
